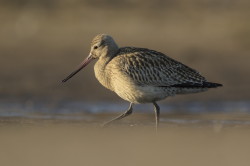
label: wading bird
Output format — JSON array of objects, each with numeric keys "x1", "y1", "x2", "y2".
[{"x1": 62, "y1": 34, "x2": 222, "y2": 129}]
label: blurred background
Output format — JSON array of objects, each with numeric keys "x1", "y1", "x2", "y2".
[{"x1": 0, "y1": 0, "x2": 249, "y2": 103}]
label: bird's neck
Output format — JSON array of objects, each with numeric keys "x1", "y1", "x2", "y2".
[{"x1": 94, "y1": 55, "x2": 114, "y2": 91}]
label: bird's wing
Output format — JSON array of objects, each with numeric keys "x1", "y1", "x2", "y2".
[{"x1": 113, "y1": 47, "x2": 206, "y2": 87}]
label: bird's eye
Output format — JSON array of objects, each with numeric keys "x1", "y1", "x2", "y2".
[{"x1": 93, "y1": 46, "x2": 98, "y2": 49}]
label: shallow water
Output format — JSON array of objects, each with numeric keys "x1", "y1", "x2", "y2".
[{"x1": 0, "y1": 99, "x2": 249, "y2": 127}]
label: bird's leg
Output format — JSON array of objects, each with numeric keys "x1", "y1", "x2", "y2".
[
  {"x1": 153, "y1": 102, "x2": 160, "y2": 130},
  {"x1": 102, "y1": 103, "x2": 133, "y2": 126}
]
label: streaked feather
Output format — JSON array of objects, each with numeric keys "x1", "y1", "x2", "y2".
[{"x1": 111, "y1": 47, "x2": 206, "y2": 87}]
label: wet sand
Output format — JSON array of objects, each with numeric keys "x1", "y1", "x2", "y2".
[{"x1": 1, "y1": 114, "x2": 250, "y2": 166}]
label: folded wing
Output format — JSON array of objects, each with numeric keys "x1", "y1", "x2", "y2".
[{"x1": 115, "y1": 47, "x2": 206, "y2": 87}]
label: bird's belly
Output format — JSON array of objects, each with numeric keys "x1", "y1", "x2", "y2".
[{"x1": 113, "y1": 82, "x2": 174, "y2": 103}]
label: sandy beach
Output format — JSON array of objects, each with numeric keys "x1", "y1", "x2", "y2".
[{"x1": 1, "y1": 114, "x2": 250, "y2": 166}]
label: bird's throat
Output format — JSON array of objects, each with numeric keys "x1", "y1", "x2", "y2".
[{"x1": 94, "y1": 57, "x2": 114, "y2": 91}]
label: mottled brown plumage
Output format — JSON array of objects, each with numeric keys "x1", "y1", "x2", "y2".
[{"x1": 62, "y1": 34, "x2": 222, "y2": 129}]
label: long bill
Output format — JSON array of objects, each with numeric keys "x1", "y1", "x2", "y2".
[{"x1": 62, "y1": 54, "x2": 93, "y2": 83}]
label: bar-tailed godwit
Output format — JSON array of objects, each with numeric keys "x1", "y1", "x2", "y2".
[{"x1": 62, "y1": 34, "x2": 222, "y2": 129}]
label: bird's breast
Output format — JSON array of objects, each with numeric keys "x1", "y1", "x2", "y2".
[{"x1": 94, "y1": 59, "x2": 114, "y2": 91}]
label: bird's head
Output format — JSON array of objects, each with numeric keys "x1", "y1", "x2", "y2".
[
  {"x1": 90, "y1": 34, "x2": 118, "y2": 59},
  {"x1": 62, "y1": 34, "x2": 118, "y2": 83}
]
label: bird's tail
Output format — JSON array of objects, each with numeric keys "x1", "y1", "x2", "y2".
[
  {"x1": 202, "y1": 82, "x2": 223, "y2": 88},
  {"x1": 168, "y1": 81, "x2": 222, "y2": 95},
  {"x1": 170, "y1": 82, "x2": 223, "y2": 88}
]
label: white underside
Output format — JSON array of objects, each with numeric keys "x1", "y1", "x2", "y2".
[{"x1": 112, "y1": 76, "x2": 207, "y2": 103}]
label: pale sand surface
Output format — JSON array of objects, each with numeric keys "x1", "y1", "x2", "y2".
[{"x1": 0, "y1": 114, "x2": 250, "y2": 166}]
